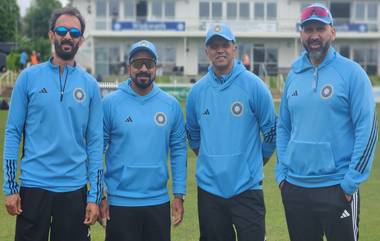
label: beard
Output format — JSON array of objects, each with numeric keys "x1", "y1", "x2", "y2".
[
  {"x1": 303, "y1": 39, "x2": 331, "y2": 63},
  {"x1": 131, "y1": 72, "x2": 155, "y2": 89},
  {"x1": 54, "y1": 39, "x2": 80, "y2": 61}
]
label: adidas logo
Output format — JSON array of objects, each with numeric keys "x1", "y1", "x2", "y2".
[
  {"x1": 202, "y1": 109, "x2": 210, "y2": 115},
  {"x1": 340, "y1": 209, "x2": 350, "y2": 219},
  {"x1": 125, "y1": 116, "x2": 133, "y2": 122},
  {"x1": 291, "y1": 90, "x2": 298, "y2": 96},
  {"x1": 39, "y1": 88, "x2": 48, "y2": 93}
]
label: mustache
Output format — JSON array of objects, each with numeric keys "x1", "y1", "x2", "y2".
[
  {"x1": 308, "y1": 39, "x2": 322, "y2": 46},
  {"x1": 59, "y1": 39, "x2": 74, "y2": 47},
  {"x1": 136, "y1": 72, "x2": 151, "y2": 78}
]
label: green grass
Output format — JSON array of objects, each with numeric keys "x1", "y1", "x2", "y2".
[{"x1": 0, "y1": 105, "x2": 379, "y2": 241}]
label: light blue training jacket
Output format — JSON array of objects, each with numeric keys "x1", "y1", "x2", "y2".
[
  {"x1": 186, "y1": 60, "x2": 276, "y2": 198},
  {"x1": 276, "y1": 48, "x2": 378, "y2": 195},
  {"x1": 3, "y1": 58, "x2": 104, "y2": 204},
  {"x1": 103, "y1": 80, "x2": 187, "y2": 206}
]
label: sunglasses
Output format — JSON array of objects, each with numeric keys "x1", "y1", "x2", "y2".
[
  {"x1": 131, "y1": 59, "x2": 156, "y2": 69},
  {"x1": 301, "y1": 6, "x2": 330, "y2": 22},
  {"x1": 54, "y1": 26, "x2": 82, "y2": 39}
]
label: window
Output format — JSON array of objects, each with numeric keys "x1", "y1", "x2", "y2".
[
  {"x1": 152, "y1": 0, "x2": 162, "y2": 17},
  {"x1": 96, "y1": 0, "x2": 106, "y2": 17},
  {"x1": 338, "y1": 46, "x2": 350, "y2": 58},
  {"x1": 227, "y1": 2, "x2": 237, "y2": 20},
  {"x1": 368, "y1": 3, "x2": 378, "y2": 20},
  {"x1": 198, "y1": 44, "x2": 209, "y2": 74},
  {"x1": 109, "y1": 0, "x2": 119, "y2": 18},
  {"x1": 136, "y1": 1, "x2": 147, "y2": 20},
  {"x1": 353, "y1": 47, "x2": 378, "y2": 75},
  {"x1": 199, "y1": 2, "x2": 210, "y2": 18},
  {"x1": 253, "y1": 44, "x2": 278, "y2": 76},
  {"x1": 330, "y1": 2, "x2": 350, "y2": 24},
  {"x1": 239, "y1": 2, "x2": 250, "y2": 19},
  {"x1": 355, "y1": 3, "x2": 365, "y2": 20},
  {"x1": 212, "y1": 2, "x2": 222, "y2": 19},
  {"x1": 165, "y1": 1, "x2": 175, "y2": 18},
  {"x1": 254, "y1": 3, "x2": 264, "y2": 20},
  {"x1": 267, "y1": 3, "x2": 277, "y2": 20},
  {"x1": 124, "y1": 0, "x2": 135, "y2": 18}
]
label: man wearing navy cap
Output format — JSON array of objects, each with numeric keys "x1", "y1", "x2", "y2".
[
  {"x1": 100, "y1": 40, "x2": 187, "y2": 241},
  {"x1": 276, "y1": 3, "x2": 377, "y2": 241},
  {"x1": 186, "y1": 24, "x2": 276, "y2": 241}
]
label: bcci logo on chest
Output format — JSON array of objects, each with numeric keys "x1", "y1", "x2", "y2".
[
  {"x1": 231, "y1": 101, "x2": 244, "y2": 117},
  {"x1": 73, "y1": 88, "x2": 86, "y2": 102},
  {"x1": 154, "y1": 112, "x2": 167, "y2": 126},
  {"x1": 320, "y1": 84, "x2": 333, "y2": 99}
]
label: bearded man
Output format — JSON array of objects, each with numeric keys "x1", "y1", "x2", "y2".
[
  {"x1": 3, "y1": 7, "x2": 104, "y2": 241},
  {"x1": 276, "y1": 3, "x2": 377, "y2": 241}
]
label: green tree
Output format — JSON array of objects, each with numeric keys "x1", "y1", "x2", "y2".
[
  {"x1": 24, "y1": 0, "x2": 62, "y2": 40},
  {"x1": 0, "y1": 0, "x2": 20, "y2": 42}
]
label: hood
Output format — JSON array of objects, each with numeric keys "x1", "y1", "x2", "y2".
[
  {"x1": 208, "y1": 60, "x2": 246, "y2": 90},
  {"x1": 292, "y1": 47, "x2": 337, "y2": 73},
  {"x1": 118, "y1": 78, "x2": 160, "y2": 103}
]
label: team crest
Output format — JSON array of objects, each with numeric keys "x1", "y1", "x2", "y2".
[
  {"x1": 154, "y1": 112, "x2": 167, "y2": 126},
  {"x1": 215, "y1": 25, "x2": 221, "y2": 32},
  {"x1": 231, "y1": 101, "x2": 244, "y2": 116},
  {"x1": 73, "y1": 88, "x2": 86, "y2": 102},
  {"x1": 320, "y1": 84, "x2": 333, "y2": 99},
  {"x1": 139, "y1": 40, "x2": 148, "y2": 46}
]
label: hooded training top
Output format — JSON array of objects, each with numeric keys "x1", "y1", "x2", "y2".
[
  {"x1": 3, "y1": 58, "x2": 104, "y2": 204},
  {"x1": 276, "y1": 48, "x2": 378, "y2": 195},
  {"x1": 103, "y1": 80, "x2": 187, "y2": 206},
  {"x1": 186, "y1": 60, "x2": 276, "y2": 198}
]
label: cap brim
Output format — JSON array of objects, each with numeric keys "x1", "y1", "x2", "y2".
[
  {"x1": 301, "y1": 17, "x2": 332, "y2": 27},
  {"x1": 129, "y1": 47, "x2": 157, "y2": 62},
  {"x1": 205, "y1": 34, "x2": 234, "y2": 45}
]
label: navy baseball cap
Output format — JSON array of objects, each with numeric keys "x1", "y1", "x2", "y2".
[
  {"x1": 128, "y1": 40, "x2": 158, "y2": 63},
  {"x1": 300, "y1": 3, "x2": 333, "y2": 27},
  {"x1": 205, "y1": 24, "x2": 236, "y2": 45}
]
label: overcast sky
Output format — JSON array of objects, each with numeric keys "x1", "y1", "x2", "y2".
[{"x1": 17, "y1": 0, "x2": 69, "y2": 16}]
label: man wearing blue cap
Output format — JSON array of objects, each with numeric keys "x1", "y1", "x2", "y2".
[
  {"x1": 186, "y1": 24, "x2": 276, "y2": 241},
  {"x1": 100, "y1": 40, "x2": 187, "y2": 241},
  {"x1": 276, "y1": 3, "x2": 377, "y2": 241}
]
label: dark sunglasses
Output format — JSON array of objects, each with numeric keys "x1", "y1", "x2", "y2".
[
  {"x1": 54, "y1": 26, "x2": 82, "y2": 38},
  {"x1": 301, "y1": 6, "x2": 330, "y2": 22},
  {"x1": 131, "y1": 59, "x2": 156, "y2": 69}
]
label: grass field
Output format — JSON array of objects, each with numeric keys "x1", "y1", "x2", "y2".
[{"x1": 0, "y1": 106, "x2": 379, "y2": 241}]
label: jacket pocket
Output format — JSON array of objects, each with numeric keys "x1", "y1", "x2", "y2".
[
  {"x1": 198, "y1": 152, "x2": 251, "y2": 196},
  {"x1": 117, "y1": 165, "x2": 168, "y2": 197},
  {"x1": 284, "y1": 140, "x2": 336, "y2": 176}
]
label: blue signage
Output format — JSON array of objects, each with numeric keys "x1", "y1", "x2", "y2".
[{"x1": 113, "y1": 21, "x2": 185, "y2": 31}]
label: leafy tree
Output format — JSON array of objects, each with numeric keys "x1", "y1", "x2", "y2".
[
  {"x1": 24, "y1": 0, "x2": 62, "y2": 40},
  {"x1": 0, "y1": 0, "x2": 20, "y2": 42}
]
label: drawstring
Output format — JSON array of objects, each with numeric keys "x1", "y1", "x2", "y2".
[{"x1": 59, "y1": 66, "x2": 68, "y2": 102}]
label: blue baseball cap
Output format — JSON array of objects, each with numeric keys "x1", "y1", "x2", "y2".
[
  {"x1": 300, "y1": 3, "x2": 333, "y2": 27},
  {"x1": 205, "y1": 24, "x2": 236, "y2": 45},
  {"x1": 128, "y1": 40, "x2": 158, "y2": 63}
]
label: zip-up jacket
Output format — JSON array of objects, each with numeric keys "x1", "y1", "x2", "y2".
[
  {"x1": 103, "y1": 80, "x2": 187, "y2": 206},
  {"x1": 3, "y1": 58, "x2": 104, "y2": 204},
  {"x1": 276, "y1": 48, "x2": 378, "y2": 195},
  {"x1": 186, "y1": 60, "x2": 276, "y2": 198}
]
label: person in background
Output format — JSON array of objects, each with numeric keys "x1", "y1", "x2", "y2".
[{"x1": 19, "y1": 49, "x2": 27, "y2": 70}]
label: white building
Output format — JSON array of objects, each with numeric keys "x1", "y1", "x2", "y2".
[{"x1": 72, "y1": 0, "x2": 380, "y2": 79}]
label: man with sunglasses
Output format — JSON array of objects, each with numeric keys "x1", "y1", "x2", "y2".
[
  {"x1": 276, "y1": 3, "x2": 377, "y2": 241},
  {"x1": 3, "y1": 7, "x2": 103, "y2": 241},
  {"x1": 186, "y1": 24, "x2": 276, "y2": 241},
  {"x1": 100, "y1": 40, "x2": 187, "y2": 241}
]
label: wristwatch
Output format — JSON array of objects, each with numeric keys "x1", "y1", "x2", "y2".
[{"x1": 174, "y1": 193, "x2": 185, "y2": 201}]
